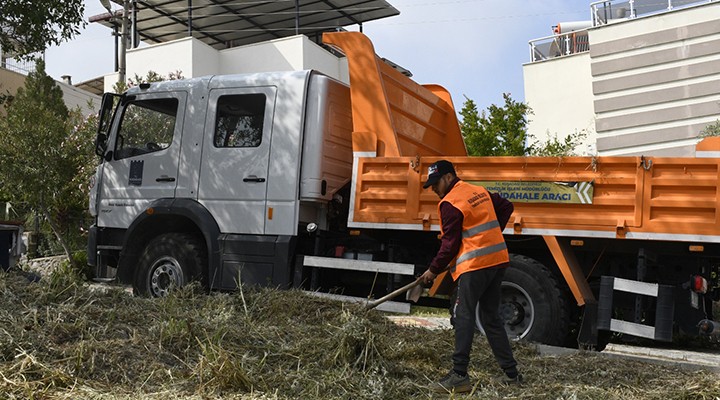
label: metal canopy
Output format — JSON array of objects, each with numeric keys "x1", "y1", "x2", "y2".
[
  {"x1": 75, "y1": 76, "x2": 106, "y2": 96},
  {"x1": 91, "y1": 0, "x2": 399, "y2": 49}
]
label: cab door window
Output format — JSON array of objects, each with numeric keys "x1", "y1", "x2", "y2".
[
  {"x1": 214, "y1": 94, "x2": 266, "y2": 148},
  {"x1": 115, "y1": 98, "x2": 179, "y2": 159}
]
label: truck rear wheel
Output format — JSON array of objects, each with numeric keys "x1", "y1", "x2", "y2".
[
  {"x1": 475, "y1": 254, "x2": 570, "y2": 346},
  {"x1": 133, "y1": 233, "x2": 206, "y2": 297}
]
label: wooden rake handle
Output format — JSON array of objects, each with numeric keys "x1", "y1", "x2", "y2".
[{"x1": 365, "y1": 277, "x2": 423, "y2": 310}]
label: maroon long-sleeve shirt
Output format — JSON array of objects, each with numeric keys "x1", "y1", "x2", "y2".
[{"x1": 428, "y1": 178, "x2": 513, "y2": 274}]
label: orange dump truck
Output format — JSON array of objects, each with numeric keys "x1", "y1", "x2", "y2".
[{"x1": 89, "y1": 31, "x2": 719, "y2": 349}]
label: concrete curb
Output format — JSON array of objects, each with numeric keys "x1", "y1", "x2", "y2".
[
  {"x1": 389, "y1": 316, "x2": 720, "y2": 372},
  {"x1": 535, "y1": 343, "x2": 720, "y2": 372}
]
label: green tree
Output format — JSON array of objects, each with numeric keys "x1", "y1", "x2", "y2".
[
  {"x1": 460, "y1": 93, "x2": 532, "y2": 156},
  {"x1": 0, "y1": 0, "x2": 85, "y2": 58},
  {"x1": 527, "y1": 130, "x2": 588, "y2": 157},
  {"x1": 459, "y1": 96, "x2": 495, "y2": 156},
  {"x1": 461, "y1": 94, "x2": 589, "y2": 157},
  {"x1": 0, "y1": 60, "x2": 97, "y2": 262}
]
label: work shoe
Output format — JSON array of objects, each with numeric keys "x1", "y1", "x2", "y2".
[
  {"x1": 501, "y1": 373, "x2": 524, "y2": 385},
  {"x1": 430, "y1": 371, "x2": 472, "y2": 393}
]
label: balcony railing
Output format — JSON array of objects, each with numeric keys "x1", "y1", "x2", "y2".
[
  {"x1": 528, "y1": 0, "x2": 717, "y2": 62},
  {"x1": 529, "y1": 29, "x2": 590, "y2": 62},
  {"x1": 0, "y1": 55, "x2": 37, "y2": 75},
  {"x1": 591, "y1": 0, "x2": 715, "y2": 26}
]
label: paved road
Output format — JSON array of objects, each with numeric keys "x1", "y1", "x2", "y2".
[
  {"x1": 388, "y1": 316, "x2": 720, "y2": 372},
  {"x1": 601, "y1": 343, "x2": 720, "y2": 372}
]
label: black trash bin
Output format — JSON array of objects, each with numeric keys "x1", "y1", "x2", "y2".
[{"x1": 0, "y1": 230, "x2": 11, "y2": 271}]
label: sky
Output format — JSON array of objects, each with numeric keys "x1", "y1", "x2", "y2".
[{"x1": 44, "y1": 0, "x2": 589, "y2": 113}]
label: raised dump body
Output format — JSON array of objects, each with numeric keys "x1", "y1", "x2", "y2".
[
  {"x1": 323, "y1": 32, "x2": 467, "y2": 158},
  {"x1": 324, "y1": 33, "x2": 720, "y2": 243}
]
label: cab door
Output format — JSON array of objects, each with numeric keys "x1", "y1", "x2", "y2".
[
  {"x1": 198, "y1": 87, "x2": 276, "y2": 234},
  {"x1": 97, "y1": 93, "x2": 186, "y2": 228}
]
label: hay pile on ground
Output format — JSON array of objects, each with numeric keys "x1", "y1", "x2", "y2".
[{"x1": 0, "y1": 269, "x2": 719, "y2": 399}]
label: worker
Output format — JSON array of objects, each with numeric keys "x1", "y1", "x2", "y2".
[{"x1": 420, "y1": 160, "x2": 522, "y2": 393}]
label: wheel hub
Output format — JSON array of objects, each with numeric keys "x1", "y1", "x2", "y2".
[
  {"x1": 474, "y1": 281, "x2": 536, "y2": 340},
  {"x1": 500, "y1": 301, "x2": 525, "y2": 325},
  {"x1": 149, "y1": 256, "x2": 183, "y2": 297},
  {"x1": 500, "y1": 283, "x2": 535, "y2": 338}
]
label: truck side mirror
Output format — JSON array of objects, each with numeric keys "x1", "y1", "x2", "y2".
[
  {"x1": 96, "y1": 92, "x2": 122, "y2": 159},
  {"x1": 95, "y1": 133, "x2": 107, "y2": 157}
]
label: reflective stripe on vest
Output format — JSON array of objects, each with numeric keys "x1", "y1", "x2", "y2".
[
  {"x1": 455, "y1": 242, "x2": 507, "y2": 265},
  {"x1": 461, "y1": 220, "x2": 500, "y2": 239}
]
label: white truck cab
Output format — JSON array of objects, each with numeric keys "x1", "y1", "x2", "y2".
[{"x1": 89, "y1": 71, "x2": 353, "y2": 295}]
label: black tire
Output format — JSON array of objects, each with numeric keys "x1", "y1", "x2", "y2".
[
  {"x1": 133, "y1": 233, "x2": 206, "y2": 297},
  {"x1": 475, "y1": 254, "x2": 570, "y2": 346}
]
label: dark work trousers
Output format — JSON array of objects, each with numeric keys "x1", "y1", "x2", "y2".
[{"x1": 452, "y1": 265, "x2": 517, "y2": 376}]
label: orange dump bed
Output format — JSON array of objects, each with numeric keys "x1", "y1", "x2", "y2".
[
  {"x1": 323, "y1": 32, "x2": 720, "y2": 244},
  {"x1": 350, "y1": 156, "x2": 720, "y2": 243}
]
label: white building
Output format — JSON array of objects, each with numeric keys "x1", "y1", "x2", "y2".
[
  {"x1": 90, "y1": 1, "x2": 400, "y2": 93},
  {"x1": 523, "y1": 0, "x2": 720, "y2": 156},
  {"x1": 102, "y1": 34, "x2": 352, "y2": 93},
  {"x1": 0, "y1": 57, "x2": 99, "y2": 116}
]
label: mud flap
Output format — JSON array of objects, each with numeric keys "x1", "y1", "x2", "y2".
[{"x1": 576, "y1": 300, "x2": 599, "y2": 348}]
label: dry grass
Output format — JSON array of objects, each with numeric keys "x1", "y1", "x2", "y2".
[{"x1": 0, "y1": 269, "x2": 718, "y2": 399}]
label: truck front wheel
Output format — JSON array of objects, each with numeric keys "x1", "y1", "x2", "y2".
[
  {"x1": 475, "y1": 254, "x2": 570, "y2": 346},
  {"x1": 133, "y1": 233, "x2": 206, "y2": 297}
]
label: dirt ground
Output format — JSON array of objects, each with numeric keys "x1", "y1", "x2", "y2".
[{"x1": 1, "y1": 267, "x2": 719, "y2": 399}]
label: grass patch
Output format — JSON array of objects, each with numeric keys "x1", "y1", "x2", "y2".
[
  {"x1": 0, "y1": 269, "x2": 718, "y2": 399},
  {"x1": 410, "y1": 305, "x2": 449, "y2": 317}
]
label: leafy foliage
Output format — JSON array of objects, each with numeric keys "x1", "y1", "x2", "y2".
[
  {"x1": 0, "y1": 60, "x2": 97, "y2": 261},
  {"x1": 699, "y1": 119, "x2": 720, "y2": 137},
  {"x1": 460, "y1": 93, "x2": 532, "y2": 156},
  {"x1": 527, "y1": 130, "x2": 588, "y2": 157},
  {"x1": 0, "y1": 0, "x2": 85, "y2": 59},
  {"x1": 459, "y1": 96, "x2": 494, "y2": 156},
  {"x1": 460, "y1": 94, "x2": 588, "y2": 157}
]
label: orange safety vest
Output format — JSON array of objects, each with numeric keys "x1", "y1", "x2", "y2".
[{"x1": 439, "y1": 180, "x2": 509, "y2": 281}]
